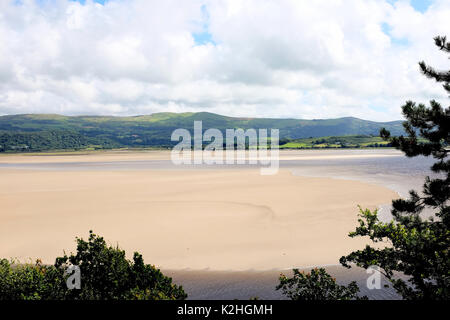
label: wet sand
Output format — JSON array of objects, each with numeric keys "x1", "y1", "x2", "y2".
[
  {"x1": 0, "y1": 151, "x2": 398, "y2": 270},
  {"x1": 0, "y1": 150, "x2": 405, "y2": 299},
  {"x1": 0, "y1": 148, "x2": 401, "y2": 164},
  {"x1": 164, "y1": 265, "x2": 403, "y2": 300}
]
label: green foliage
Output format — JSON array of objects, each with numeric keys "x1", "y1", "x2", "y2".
[
  {"x1": 341, "y1": 36, "x2": 450, "y2": 300},
  {"x1": 0, "y1": 231, "x2": 187, "y2": 300},
  {"x1": 55, "y1": 231, "x2": 187, "y2": 300},
  {"x1": 279, "y1": 135, "x2": 392, "y2": 149},
  {"x1": 340, "y1": 207, "x2": 449, "y2": 300},
  {"x1": 0, "y1": 259, "x2": 65, "y2": 300},
  {"x1": 0, "y1": 130, "x2": 119, "y2": 152},
  {"x1": 0, "y1": 113, "x2": 404, "y2": 152},
  {"x1": 276, "y1": 268, "x2": 365, "y2": 300}
]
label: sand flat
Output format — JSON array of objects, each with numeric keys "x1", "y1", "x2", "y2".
[
  {"x1": 0, "y1": 160, "x2": 398, "y2": 270},
  {"x1": 0, "y1": 149, "x2": 401, "y2": 163}
]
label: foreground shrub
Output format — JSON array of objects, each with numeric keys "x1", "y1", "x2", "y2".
[
  {"x1": 0, "y1": 259, "x2": 65, "y2": 300},
  {"x1": 0, "y1": 231, "x2": 187, "y2": 300},
  {"x1": 276, "y1": 268, "x2": 365, "y2": 300}
]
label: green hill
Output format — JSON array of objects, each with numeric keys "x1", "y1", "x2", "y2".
[{"x1": 0, "y1": 112, "x2": 404, "y2": 152}]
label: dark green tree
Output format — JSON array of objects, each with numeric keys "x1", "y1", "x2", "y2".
[
  {"x1": 0, "y1": 231, "x2": 187, "y2": 300},
  {"x1": 276, "y1": 268, "x2": 365, "y2": 300},
  {"x1": 340, "y1": 36, "x2": 450, "y2": 300},
  {"x1": 55, "y1": 231, "x2": 187, "y2": 300},
  {"x1": 0, "y1": 259, "x2": 66, "y2": 300}
]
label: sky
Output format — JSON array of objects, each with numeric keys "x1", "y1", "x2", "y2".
[{"x1": 0, "y1": 0, "x2": 449, "y2": 121}]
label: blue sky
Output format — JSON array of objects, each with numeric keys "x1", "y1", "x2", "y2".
[
  {"x1": 407, "y1": 0, "x2": 433, "y2": 12},
  {"x1": 192, "y1": 4, "x2": 215, "y2": 46}
]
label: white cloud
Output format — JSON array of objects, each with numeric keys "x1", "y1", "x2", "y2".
[{"x1": 0, "y1": 0, "x2": 448, "y2": 121}]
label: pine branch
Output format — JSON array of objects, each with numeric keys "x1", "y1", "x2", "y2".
[
  {"x1": 434, "y1": 36, "x2": 450, "y2": 53},
  {"x1": 418, "y1": 36, "x2": 450, "y2": 94}
]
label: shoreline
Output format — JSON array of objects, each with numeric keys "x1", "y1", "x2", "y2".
[
  {"x1": 163, "y1": 265, "x2": 403, "y2": 300},
  {"x1": 0, "y1": 146, "x2": 397, "y2": 156},
  {"x1": 0, "y1": 148, "x2": 402, "y2": 164}
]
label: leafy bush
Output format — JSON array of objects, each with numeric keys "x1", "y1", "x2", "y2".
[
  {"x1": 276, "y1": 268, "x2": 365, "y2": 300},
  {"x1": 0, "y1": 231, "x2": 187, "y2": 300},
  {"x1": 0, "y1": 259, "x2": 65, "y2": 300}
]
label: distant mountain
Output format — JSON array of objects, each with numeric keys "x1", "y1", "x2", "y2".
[{"x1": 0, "y1": 112, "x2": 404, "y2": 152}]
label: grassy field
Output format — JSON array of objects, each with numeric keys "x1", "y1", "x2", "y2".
[{"x1": 279, "y1": 135, "x2": 392, "y2": 149}]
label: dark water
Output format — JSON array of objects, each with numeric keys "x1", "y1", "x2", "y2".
[{"x1": 286, "y1": 153, "x2": 435, "y2": 195}]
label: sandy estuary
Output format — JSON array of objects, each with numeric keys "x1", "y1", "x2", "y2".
[{"x1": 0, "y1": 150, "x2": 399, "y2": 270}]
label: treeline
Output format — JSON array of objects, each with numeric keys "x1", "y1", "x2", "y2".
[
  {"x1": 0, "y1": 131, "x2": 395, "y2": 152},
  {"x1": 0, "y1": 130, "x2": 119, "y2": 152},
  {"x1": 279, "y1": 135, "x2": 393, "y2": 149}
]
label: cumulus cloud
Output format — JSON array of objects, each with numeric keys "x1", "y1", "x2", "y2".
[{"x1": 0, "y1": 0, "x2": 448, "y2": 120}]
